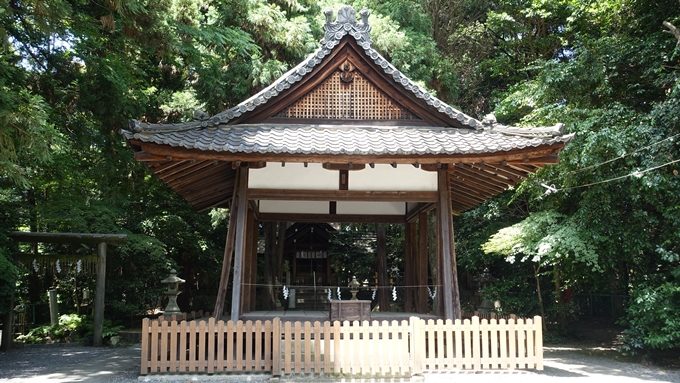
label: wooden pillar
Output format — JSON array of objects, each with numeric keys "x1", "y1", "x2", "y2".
[
  {"x1": 376, "y1": 224, "x2": 389, "y2": 311},
  {"x1": 250, "y1": 209, "x2": 258, "y2": 311},
  {"x1": 416, "y1": 212, "x2": 429, "y2": 313},
  {"x1": 275, "y1": 222, "x2": 286, "y2": 284},
  {"x1": 435, "y1": 207, "x2": 443, "y2": 316},
  {"x1": 48, "y1": 289, "x2": 59, "y2": 326},
  {"x1": 404, "y1": 222, "x2": 416, "y2": 312},
  {"x1": 263, "y1": 222, "x2": 276, "y2": 309},
  {"x1": 230, "y1": 168, "x2": 249, "y2": 321},
  {"x1": 241, "y1": 206, "x2": 255, "y2": 314},
  {"x1": 437, "y1": 169, "x2": 461, "y2": 320},
  {"x1": 1, "y1": 293, "x2": 15, "y2": 351},
  {"x1": 93, "y1": 241, "x2": 107, "y2": 346},
  {"x1": 213, "y1": 168, "x2": 241, "y2": 318}
]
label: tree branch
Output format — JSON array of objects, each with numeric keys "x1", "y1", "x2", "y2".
[{"x1": 663, "y1": 21, "x2": 680, "y2": 46}]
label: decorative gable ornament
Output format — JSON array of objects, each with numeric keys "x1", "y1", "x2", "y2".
[{"x1": 323, "y1": 6, "x2": 372, "y2": 44}]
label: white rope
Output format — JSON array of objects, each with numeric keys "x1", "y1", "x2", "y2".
[
  {"x1": 543, "y1": 158, "x2": 679, "y2": 193},
  {"x1": 543, "y1": 132, "x2": 680, "y2": 183}
]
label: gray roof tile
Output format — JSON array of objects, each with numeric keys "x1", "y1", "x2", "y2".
[{"x1": 124, "y1": 124, "x2": 572, "y2": 156}]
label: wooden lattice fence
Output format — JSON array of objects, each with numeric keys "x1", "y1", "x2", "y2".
[{"x1": 140, "y1": 316, "x2": 543, "y2": 376}]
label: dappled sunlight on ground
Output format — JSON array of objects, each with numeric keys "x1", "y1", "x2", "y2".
[{"x1": 0, "y1": 343, "x2": 678, "y2": 382}]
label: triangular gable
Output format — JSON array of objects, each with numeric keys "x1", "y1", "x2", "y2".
[
  {"x1": 274, "y1": 62, "x2": 420, "y2": 122},
  {"x1": 208, "y1": 6, "x2": 481, "y2": 128}
]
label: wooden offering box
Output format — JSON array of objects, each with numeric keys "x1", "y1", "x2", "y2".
[{"x1": 329, "y1": 300, "x2": 371, "y2": 322}]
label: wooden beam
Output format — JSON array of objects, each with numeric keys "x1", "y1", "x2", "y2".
[
  {"x1": 133, "y1": 140, "x2": 567, "y2": 166},
  {"x1": 213, "y1": 168, "x2": 241, "y2": 319},
  {"x1": 455, "y1": 165, "x2": 516, "y2": 189},
  {"x1": 181, "y1": 177, "x2": 236, "y2": 201},
  {"x1": 506, "y1": 163, "x2": 537, "y2": 173},
  {"x1": 509, "y1": 155, "x2": 559, "y2": 164},
  {"x1": 93, "y1": 242, "x2": 107, "y2": 346},
  {"x1": 9, "y1": 232, "x2": 128, "y2": 245},
  {"x1": 323, "y1": 163, "x2": 366, "y2": 171},
  {"x1": 453, "y1": 165, "x2": 513, "y2": 189},
  {"x1": 248, "y1": 189, "x2": 438, "y2": 202},
  {"x1": 134, "y1": 152, "x2": 169, "y2": 162},
  {"x1": 449, "y1": 174, "x2": 497, "y2": 196},
  {"x1": 484, "y1": 163, "x2": 530, "y2": 178},
  {"x1": 149, "y1": 160, "x2": 186, "y2": 173},
  {"x1": 474, "y1": 163, "x2": 523, "y2": 182},
  {"x1": 184, "y1": 185, "x2": 234, "y2": 208},
  {"x1": 450, "y1": 181, "x2": 497, "y2": 202},
  {"x1": 258, "y1": 213, "x2": 405, "y2": 224},
  {"x1": 452, "y1": 169, "x2": 509, "y2": 193},
  {"x1": 406, "y1": 203, "x2": 435, "y2": 223},
  {"x1": 451, "y1": 194, "x2": 485, "y2": 210},
  {"x1": 447, "y1": 182, "x2": 488, "y2": 202},
  {"x1": 168, "y1": 164, "x2": 233, "y2": 190},
  {"x1": 192, "y1": 191, "x2": 234, "y2": 210},
  {"x1": 437, "y1": 170, "x2": 461, "y2": 320},
  {"x1": 156, "y1": 160, "x2": 207, "y2": 180},
  {"x1": 230, "y1": 168, "x2": 249, "y2": 321}
]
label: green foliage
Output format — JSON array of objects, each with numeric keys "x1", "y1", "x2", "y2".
[
  {"x1": 622, "y1": 281, "x2": 680, "y2": 352},
  {"x1": 0, "y1": 74, "x2": 62, "y2": 188},
  {"x1": 16, "y1": 314, "x2": 85, "y2": 344},
  {"x1": 1, "y1": 0, "x2": 678, "y2": 354},
  {"x1": 82, "y1": 319, "x2": 124, "y2": 344},
  {"x1": 481, "y1": 274, "x2": 539, "y2": 317},
  {"x1": 482, "y1": 211, "x2": 600, "y2": 275},
  {"x1": 0, "y1": 247, "x2": 19, "y2": 315},
  {"x1": 106, "y1": 234, "x2": 174, "y2": 318}
]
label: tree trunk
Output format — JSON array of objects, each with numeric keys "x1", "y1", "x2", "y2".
[{"x1": 533, "y1": 265, "x2": 546, "y2": 331}]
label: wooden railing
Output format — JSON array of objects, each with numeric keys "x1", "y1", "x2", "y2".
[
  {"x1": 417, "y1": 316, "x2": 543, "y2": 372},
  {"x1": 140, "y1": 315, "x2": 543, "y2": 376},
  {"x1": 157, "y1": 310, "x2": 207, "y2": 322}
]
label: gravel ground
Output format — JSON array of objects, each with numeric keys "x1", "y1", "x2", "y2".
[{"x1": 0, "y1": 344, "x2": 678, "y2": 383}]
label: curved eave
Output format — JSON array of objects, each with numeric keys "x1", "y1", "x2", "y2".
[
  {"x1": 127, "y1": 136, "x2": 569, "y2": 213},
  {"x1": 128, "y1": 137, "x2": 568, "y2": 165}
]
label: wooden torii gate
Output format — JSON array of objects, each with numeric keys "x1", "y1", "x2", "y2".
[{"x1": 7, "y1": 232, "x2": 127, "y2": 348}]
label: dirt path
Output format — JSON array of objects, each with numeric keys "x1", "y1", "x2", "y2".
[
  {"x1": 0, "y1": 344, "x2": 677, "y2": 382},
  {"x1": 422, "y1": 346, "x2": 679, "y2": 383}
]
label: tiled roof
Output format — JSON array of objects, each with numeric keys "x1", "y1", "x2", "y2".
[
  {"x1": 125, "y1": 6, "x2": 572, "y2": 158},
  {"x1": 130, "y1": 6, "x2": 486, "y2": 132},
  {"x1": 124, "y1": 124, "x2": 572, "y2": 156}
]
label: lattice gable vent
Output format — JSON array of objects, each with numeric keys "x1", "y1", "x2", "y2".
[{"x1": 276, "y1": 61, "x2": 420, "y2": 121}]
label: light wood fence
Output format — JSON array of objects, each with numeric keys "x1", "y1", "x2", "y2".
[{"x1": 140, "y1": 315, "x2": 543, "y2": 376}]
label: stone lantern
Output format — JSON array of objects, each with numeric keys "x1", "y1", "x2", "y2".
[
  {"x1": 161, "y1": 269, "x2": 185, "y2": 314},
  {"x1": 476, "y1": 267, "x2": 495, "y2": 314},
  {"x1": 349, "y1": 275, "x2": 361, "y2": 300}
]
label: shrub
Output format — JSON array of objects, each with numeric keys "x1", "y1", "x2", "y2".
[
  {"x1": 622, "y1": 281, "x2": 680, "y2": 353},
  {"x1": 16, "y1": 314, "x2": 85, "y2": 344}
]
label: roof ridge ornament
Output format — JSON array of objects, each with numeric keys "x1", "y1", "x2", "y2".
[
  {"x1": 323, "y1": 5, "x2": 371, "y2": 46},
  {"x1": 482, "y1": 112, "x2": 567, "y2": 138}
]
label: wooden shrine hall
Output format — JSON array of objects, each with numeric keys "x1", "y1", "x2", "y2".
[{"x1": 123, "y1": 5, "x2": 572, "y2": 322}]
